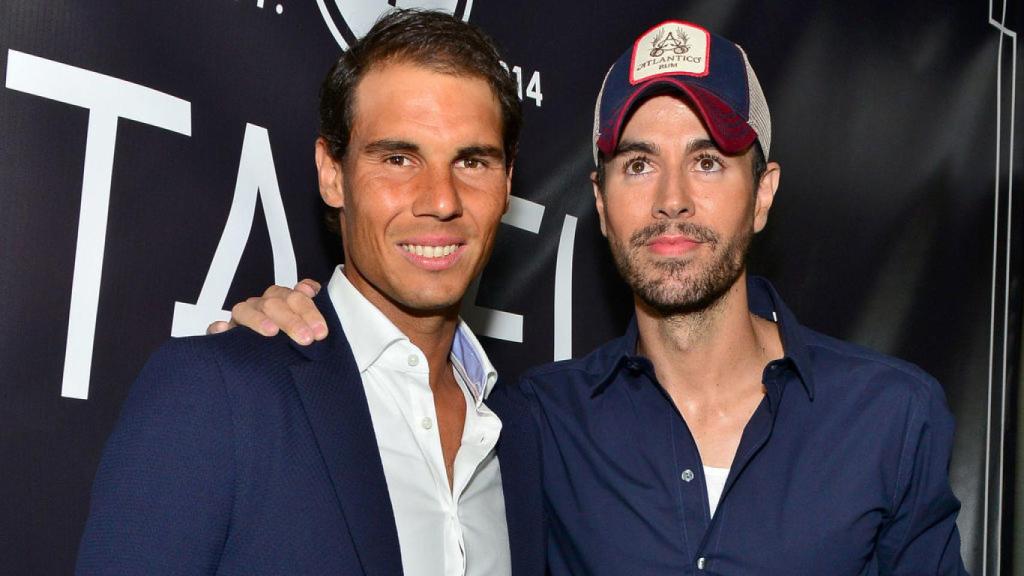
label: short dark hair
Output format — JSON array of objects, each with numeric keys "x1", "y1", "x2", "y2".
[
  {"x1": 594, "y1": 141, "x2": 767, "y2": 194},
  {"x1": 318, "y1": 9, "x2": 522, "y2": 233}
]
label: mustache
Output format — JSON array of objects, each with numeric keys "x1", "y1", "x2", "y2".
[{"x1": 629, "y1": 221, "x2": 719, "y2": 248}]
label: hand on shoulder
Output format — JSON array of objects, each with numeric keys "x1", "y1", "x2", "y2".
[{"x1": 206, "y1": 279, "x2": 327, "y2": 345}]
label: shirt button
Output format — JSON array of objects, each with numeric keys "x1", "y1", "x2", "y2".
[
  {"x1": 407, "y1": 354, "x2": 420, "y2": 367},
  {"x1": 697, "y1": 556, "x2": 706, "y2": 570},
  {"x1": 681, "y1": 469, "x2": 694, "y2": 482},
  {"x1": 421, "y1": 417, "x2": 433, "y2": 430}
]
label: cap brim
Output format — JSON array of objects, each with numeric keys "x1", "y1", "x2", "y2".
[{"x1": 598, "y1": 79, "x2": 757, "y2": 159}]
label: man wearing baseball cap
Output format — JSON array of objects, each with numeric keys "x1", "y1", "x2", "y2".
[
  {"x1": 526, "y1": 19, "x2": 966, "y2": 574},
  {"x1": 221, "y1": 19, "x2": 968, "y2": 574}
]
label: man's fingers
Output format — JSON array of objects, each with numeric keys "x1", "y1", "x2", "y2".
[
  {"x1": 260, "y1": 295, "x2": 316, "y2": 345},
  {"x1": 294, "y1": 279, "x2": 321, "y2": 298},
  {"x1": 206, "y1": 320, "x2": 235, "y2": 335},
  {"x1": 286, "y1": 288, "x2": 329, "y2": 341},
  {"x1": 231, "y1": 298, "x2": 280, "y2": 337},
  {"x1": 226, "y1": 283, "x2": 325, "y2": 345},
  {"x1": 262, "y1": 284, "x2": 297, "y2": 298}
]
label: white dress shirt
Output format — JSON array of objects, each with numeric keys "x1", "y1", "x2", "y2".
[{"x1": 327, "y1": 267, "x2": 511, "y2": 576}]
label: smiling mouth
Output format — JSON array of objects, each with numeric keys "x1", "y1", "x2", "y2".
[{"x1": 400, "y1": 243, "x2": 462, "y2": 259}]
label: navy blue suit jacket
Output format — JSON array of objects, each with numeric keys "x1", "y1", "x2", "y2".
[{"x1": 77, "y1": 293, "x2": 544, "y2": 575}]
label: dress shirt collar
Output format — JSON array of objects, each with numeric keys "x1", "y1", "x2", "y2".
[
  {"x1": 326, "y1": 266, "x2": 498, "y2": 402},
  {"x1": 590, "y1": 275, "x2": 815, "y2": 400}
]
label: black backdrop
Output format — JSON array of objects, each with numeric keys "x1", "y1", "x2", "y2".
[{"x1": 0, "y1": 1, "x2": 1020, "y2": 574}]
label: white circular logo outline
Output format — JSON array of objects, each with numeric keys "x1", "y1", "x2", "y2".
[{"x1": 316, "y1": 0, "x2": 474, "y2": 50}]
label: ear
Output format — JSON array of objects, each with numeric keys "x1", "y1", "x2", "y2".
[
  {"x1": 753, "y1": 161, "x2": 780, "y2": 233},
  {"x1": 591, "y1": 171, "x2": 608, "y2": 237},
  {"x1": 315, "y1": 138, "x2": 345, "y2": 210},
  {"x1": 503, "y1": 163, "x2": 514, "y2": 214}
]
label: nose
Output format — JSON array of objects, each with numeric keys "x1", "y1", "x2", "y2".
[
  {"x1": 652, "y1": 168, "x2": 693, "y2": 220},
  {"x1": 413, "y1": 164, "x2": 464, "y2": 220}
]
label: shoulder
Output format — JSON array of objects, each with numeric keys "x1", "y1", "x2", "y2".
[
  {"x1": 506, "y1": 335, "x2": 632, "y2": 408},
  {"x1": 519, "y1": 335, "x2": 628, "y2": 389},
  {"x1": 799, "y1": 326, "x2": 952, "y2": 424},
  {"x1": 145, "y1": 327, "x2": 300, "y2": 367},
  {"x1": 189, "y1": 325, "x2": 343, "y2": 374},
  {"x1": 184, "y1": 326, "x2": 311, "y2": 368},
  {"x1": 129, "y1": 327, "x2": 333, "y2": 410}
]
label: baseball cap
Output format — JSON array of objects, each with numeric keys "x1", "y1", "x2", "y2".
[{"x1": 593, "y1": 20, "x2": 771, "y2": 165}]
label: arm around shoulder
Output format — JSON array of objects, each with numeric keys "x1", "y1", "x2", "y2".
[{"x1": 76, "y1": 338, "x2": 236, "y2": 575}]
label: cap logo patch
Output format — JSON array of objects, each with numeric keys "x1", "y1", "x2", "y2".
[
  {"x1": 650, "y1": 28, "x2": 690, "y2": 57},
  {"x1": 630, "y1": 21, "x2": 710, "y2": 84}
]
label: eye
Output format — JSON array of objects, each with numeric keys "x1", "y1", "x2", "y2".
[
  {"x1": 458, "y1": 158, "x2": 487, "y2": 170},
  {"x1": 384, "y1": 155, "x2": 411, "y2": 166},
  {"x1": 624, "y1": 156, "x2": 653, "y2": 176},
  {"x1": 695, "y1": 153, "x2": 724, "y2": 173}
]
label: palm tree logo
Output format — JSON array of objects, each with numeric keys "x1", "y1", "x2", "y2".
[{"x1": 649, "y1": 28, "x2": 690, "y2": 58}]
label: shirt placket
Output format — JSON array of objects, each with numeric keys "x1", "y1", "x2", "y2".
[
  {"x1": 399, "y1": 350, "x2": 503, "y2": 576},
  {"x1": 447, "y1": 373, "x2": 495, "y2": 576},
  {"x1": 387, "y1": 346, "x2": 466, "y2": 576},
  {"x1": 634, "y1": 358, "x2": 784, "y2": 575},
  {"x1": 663, "y1": 388, "x2": 713, "y2": 574},
  {"x1": 687, "y1": 362, "x2": 787, "y2": 573},
  {"x1": 626, "y1": 361, "x2": 705, "y2": 574}
]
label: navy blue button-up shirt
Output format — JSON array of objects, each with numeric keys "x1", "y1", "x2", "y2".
[{"x1": 514, "y1": 277, "x2": 966, "y2": 575}]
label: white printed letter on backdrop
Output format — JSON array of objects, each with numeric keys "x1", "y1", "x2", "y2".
[{"x1": 4, "y1": 50, "x2": 192, "y2": 400}]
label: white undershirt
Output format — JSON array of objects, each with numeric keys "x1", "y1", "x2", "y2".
[
  {"x1": 704, "y1": 466, "x2": 730, "y2": 518},
  {"x1": 328, "y1": 267, "x2": 511, "y2": 576}
]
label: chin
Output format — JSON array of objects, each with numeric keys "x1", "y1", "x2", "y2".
[{"x1": 395, "y1": 287, "x2": 464, "y2": 314}]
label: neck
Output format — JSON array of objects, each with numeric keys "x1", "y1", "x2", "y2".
[
  {"x1": 345, "y1": 268, "x2": 460, "y2": 383},
  {"x1": 634, "y1": 272, "x2": 782, "y2": 398}
]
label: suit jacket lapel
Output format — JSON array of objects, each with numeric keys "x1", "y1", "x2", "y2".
[{"x1": 289, "y1": 292, "x2": 403, "y2": 576}]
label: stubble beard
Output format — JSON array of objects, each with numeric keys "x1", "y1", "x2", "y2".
[{"x1": 609, "y1": 220, "x2": 752, "y2": 317}]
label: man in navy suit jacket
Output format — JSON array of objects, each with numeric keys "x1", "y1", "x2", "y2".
[{"x1": 76, "y1": 9, "x2": 544, "y2": 576}]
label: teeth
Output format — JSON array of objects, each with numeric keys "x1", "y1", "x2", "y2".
[{"x1": 401, "y1": 244, "x2": 460, "y2": 259}]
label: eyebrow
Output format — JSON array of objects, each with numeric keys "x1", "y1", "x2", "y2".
[
  {"x1": 363, "y1": 140, "x2": 504, "y2": 162},
  {"x1": 612, "y1": 140, "x2": 658, "y2": 158},
  {"x1": 685, "y1": 138, "x2": 720, "y2": 155},
  {"x1": 612, "y1": 137, "x2": 722, "y2": 159},
  {"x1": 456, "y1": 145, "x2": 505, "y2": 161},
  {"x1": 363, "y1": 139, "x2": 419, "y2": 155}
]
